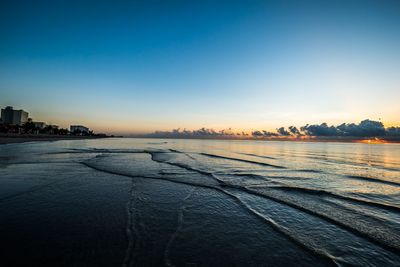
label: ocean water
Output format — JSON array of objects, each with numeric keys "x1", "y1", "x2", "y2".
[{"x1": 0, "y1": 138, "x2": 399, "y2": 266}]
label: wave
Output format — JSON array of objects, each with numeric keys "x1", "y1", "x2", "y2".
[
  {"x1": 300, "y1": 154, "x2": 400, "y2": 172},
  {"x1": 66, "y1": 148, "x2": 169, "y2": 154},
  {"x1": 243, "y1": 186, "x2": 400, "y2": 253},
  {"x1": 237, "y1": 152, "x2": 277, "y2": 160},
  {"x1": 199, "y1": 153, "x2": 286, "y2": 169},
  {"x1": 231, "y1": 173, "x2": 270, "y2": 180},
  {"x1": 262, "y1": 185, "x2": 400, "y2": 212},
  {"x1": 230, "y1": 173, "x2": 311, "y2": 184},
  {"x1": 80, "y1": 161, "x2": 221, "y2": 192},
  {"x1": 220, "y1": 188, "x2": 339, "y2": 266},
  {"x1": 149, "y1": 152, "x2": 225, "y2": 185},
  {"x1": 82, "y1": 155, "x2": 400, "y2": 254},
  {"x1": 80, "y1": 160, "x2": 338, "y2": 264},
  {"x1": 168, "y1": 149, "x2": 197, "y2": 160},
  {"x1": 295, "y1": 169, "x2": 323, "y2": 173},
  {"x1": 347, "y1": 175, "x2": 400, "y2": 187},
  {"x1": 45, "y1": 149, "x2": 345, "y2": 179}
]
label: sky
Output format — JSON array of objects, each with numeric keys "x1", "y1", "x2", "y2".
[{"x1": 0, "y1": 0, "x2": 399, "y2": 134}]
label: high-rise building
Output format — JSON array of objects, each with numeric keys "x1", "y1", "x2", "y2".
[
  {"x1": 1, "y1": 106, "x2": 29, "y2": 125},
  {"x1": 1, "y1": 106, "x2": 13, "y2": 124}
]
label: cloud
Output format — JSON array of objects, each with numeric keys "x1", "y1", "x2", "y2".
[
  {"x1": 254, "y1": 126, "x2": 300, "y2": 137},
  {"x1": 251, "y1": 130, "x2": 278, "y2": 137},
  {"x1": 145, "y1": 127, "x2": 238, "y2": 138},
  {"x1": 288, "y1": 126, "x2": 301, "y2": 136},
  {"x1": 301, "y1": 119, "x2": 386, "y2": 137},
  {"x1": 300, "y1": 122, "x2": 340, "y2": 136},
  {"x1": 143, "y1": 119, "x2": 400, "y2": 140},
  {"x1": 344, "y1": 119, "x2": 385, "y2": 137},
  {"x1": 276, "y1": 127, "x2": 291, "y2": 136},
  {"x1": 386, "y1": 127, "x2": 400, "y2": 137},
  {"x1": 251, "y1": 130, "x2": 263, "y2": 137}
]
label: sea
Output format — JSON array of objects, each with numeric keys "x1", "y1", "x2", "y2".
[{"x1": 0, "y1": 138, "x2": 399, "y2": 266}]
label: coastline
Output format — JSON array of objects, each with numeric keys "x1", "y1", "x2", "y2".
[
  {"x1": 128, "y1": 135, "x2": 400, "y2": 144},
  {"x1": 2, "y1": 135, "x2": 399, "y2": 145},
  {"x1": 0, "y1": 134, "x2": 110, "y2": 145}
]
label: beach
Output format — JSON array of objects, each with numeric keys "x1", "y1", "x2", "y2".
[
  {"x1": 0, "y1": 134, "x2": 108, "y2": 144},
  {"x1": 0, "y1": 138, "x2": 399, "y2": 266}
]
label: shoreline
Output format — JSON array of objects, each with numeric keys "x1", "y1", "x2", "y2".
[
  {"x1": 127, "y1": 136, "x2": 400, "y2": 144},
  {"x1": 1, "y1": 135, "x2": 399, "y2": 145},
  {"x1": 0, "y1": 134, "x2": 111, "y2": 145}
]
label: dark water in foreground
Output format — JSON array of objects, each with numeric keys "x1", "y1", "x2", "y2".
[{"x1": 0, "y1": 138, "x2": 399, "y2": 266}]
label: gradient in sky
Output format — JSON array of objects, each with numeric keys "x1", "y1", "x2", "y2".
[{"x1": 0, "y1": 0, "x2": 399, "y2": 134}]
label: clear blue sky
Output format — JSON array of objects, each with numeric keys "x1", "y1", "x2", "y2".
[{"x1": 1, "y1": 0, "x2": 399, "y2": 134}]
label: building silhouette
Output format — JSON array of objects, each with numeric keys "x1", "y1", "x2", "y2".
[{"x1": 1, "y1": 106, "x2": 29, "y2": 125}]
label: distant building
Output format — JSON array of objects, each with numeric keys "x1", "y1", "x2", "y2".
[
  {"x1": 70, "y1": 125, "x2": 90, "y2": 135},
  {"x1": 33, "y1": 121, "x2": 47, "y2": 129},
  {"x1": 1, "y1": 106, "x2": 29, "y2": 125},
  {"x1": 1, "y1": 106, "x2": 14, "y2": 124}
]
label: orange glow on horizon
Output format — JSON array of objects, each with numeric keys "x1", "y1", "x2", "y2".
[{"x1": 356, "y1": 138, "x2": 387, "y2": 144}]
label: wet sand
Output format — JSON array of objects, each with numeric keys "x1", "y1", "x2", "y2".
[{"x1": 0, "y1": 134, "x2": 108, "y2": 144}]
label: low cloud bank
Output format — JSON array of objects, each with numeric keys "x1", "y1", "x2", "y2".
[
  {"x1": 142, "y1": 119, "x2": 400, "y2": 139},
  {"x1": 145, "y1": 128, "x2": 243, "y2": 139},
  {"x1": 251, "y1": 119, "x2": 399, "y2": 138},
  {"x1": 386, "y1": 127, "x2": 400, "y2": 137},
  {"x1": 300, "y1": 120, "x2": 386, "y2": 137}
]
